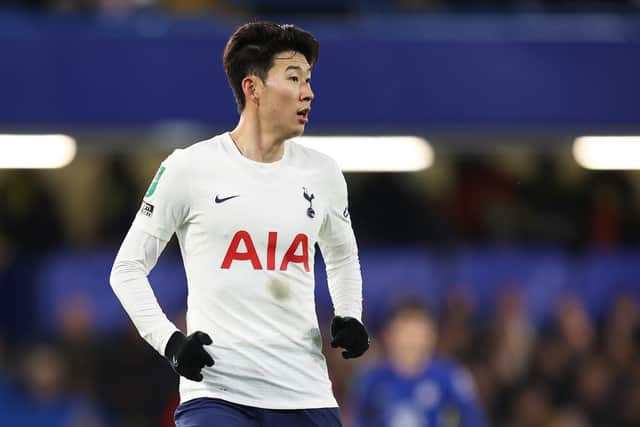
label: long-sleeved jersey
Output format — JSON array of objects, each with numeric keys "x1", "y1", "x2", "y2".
[{"x1": 110, "y1": 132, "x2": 363, "y2": 409}]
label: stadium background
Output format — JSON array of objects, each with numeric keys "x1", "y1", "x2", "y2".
[{"x1": 2, "y1": 1, "x2": 640, "y2": 426}]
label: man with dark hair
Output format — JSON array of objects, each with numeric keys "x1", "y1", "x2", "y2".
[
  {"x1": 110, "y1": 22, "x2": 368, "y2": 427},
  {"x1": 352, "y1": 300, "x2": 487, "y2": 427}
]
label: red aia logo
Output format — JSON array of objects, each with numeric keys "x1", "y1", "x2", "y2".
[{"x1": 221, "y1": 231, "x2": 310, "y2": 272}]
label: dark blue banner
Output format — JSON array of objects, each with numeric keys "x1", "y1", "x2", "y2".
[{"x1": 1, "y1": 13, "x2": 640, "y2": 131}]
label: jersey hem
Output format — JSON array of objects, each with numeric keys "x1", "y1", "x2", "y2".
[{"x1": 179, "y1": 390, "x2": 339, "y2": 410}]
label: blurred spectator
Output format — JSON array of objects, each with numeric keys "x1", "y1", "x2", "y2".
[
  {"x1": 0, "y1": 171, "x2": 64, "y2": 252},
  {"x1": 573, "y1": 355, "x2": 614, "y2": 426},
  {"x1": 488, "y1": 289, "x2": 535, "y2": 387},
  {"x1": 444, "y1": 157, "x2": 518, "y2": 243},
  {"x1": 51, "y1": 293, "x2": 176, "y2": 427},
  {"x1": 555, "y1": 296, "x2": 595, "y2": 356},
  {"x1": 584, "y1": 172, "x2": 636, "y2": 248},
  {"x1": 96, "y1": 154, "x2": 143, "y2": 245},
  {"x1": 0, "y1": 344, "x2": 109, "y2": 427},
  {"x1": 604, "y1": 295, "x2": 638, "y2": 375},
  {"x1": 350, "y1": 300, "x2": 488, "y2": 427},
  {"x1": 94, "y1": 327, "x2": 178, "y2": 427},
  {"x1": 506, "y1": 383, "x2": 552, "y2": 427},
  {"x1": 547, "y1": 407, "x2": 591, "y2": 427},
  {"x1": 615, "y1": 368, "x2": 640, "y2": 427},
  {"x1": 437, "y1": 289, "x2": 476, "y2": 362},
  {"x1": 55, "y1": 293, "x2": 101, "y2": 397},
  {"x1": 529, "y1": 334, "x2": 574, "y2": 406},
  {"x1": 520, "y1": 154, "x2": 582, "y2": 246}
]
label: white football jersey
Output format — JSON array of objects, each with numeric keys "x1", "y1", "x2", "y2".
[{"x1": 129, "y1": 132, "x2": 362, "y2": 409}]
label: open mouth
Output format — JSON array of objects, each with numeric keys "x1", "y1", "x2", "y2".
[{"x1": 296, "y1": 108, "x2": 310, "y2": 122}]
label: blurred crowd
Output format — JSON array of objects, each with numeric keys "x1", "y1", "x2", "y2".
[
  {"x1": 2, "y1": 151, "x2": 640, "y2": 254},
  {"x1": 0, "y1": 283, "x2": 638, "y2": 426},
  {"x1": 352, "y1": 154, "x2": 640, "y2": 249},
  {"x1": 2, "y1": 0, "x2": 640, "y2": 15},
  {"x1": 0, "y1": 316, "x2": 180, "y2": 426},
  {"x1": 354, "y1": 290, "x2": 640, "y2": 427},
  {"x1": 1, "y1": 151, "x2": 640, "y2": 426},
  {"x1": 2, "y1": 0, "x2": 639, "y2": 423}
]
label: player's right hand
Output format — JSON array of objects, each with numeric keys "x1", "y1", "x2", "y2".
[{"x1": 164, "y1": 331, "x2": 214, "y2": 382}]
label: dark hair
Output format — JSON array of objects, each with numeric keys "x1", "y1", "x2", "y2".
[
  {"x1": 386, "y1": 299, "x2": 437, "y2": 327},
  {"x1": 223, "y1": 22, "x2": 319, "y2": 114}
]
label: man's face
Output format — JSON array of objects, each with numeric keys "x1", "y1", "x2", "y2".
[
  {"x1": 256, "y1": 51, "x2": 314, "y2": 139},
  {"x1": 385, "y1": 311, "x2": 437, "y2": 370}
]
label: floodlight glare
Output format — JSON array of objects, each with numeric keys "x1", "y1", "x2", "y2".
[
  {"x1": 0, "y1": 134, "x2": 77, "y2": 169},
  {"x1": 295, "y1": 136, "x2": 433, "y2": 172},
  {"x1": 573, "y1": 136, "x2": 640, "y2": 170}
]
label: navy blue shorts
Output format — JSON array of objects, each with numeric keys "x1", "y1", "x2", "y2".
[{"x1": 174, "y1": 397, "x2": 343, "y2": 427}]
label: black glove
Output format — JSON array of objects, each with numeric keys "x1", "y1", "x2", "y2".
[
  {"x1": 330, "y1": 316, "x2": 370, "y2": 359},
  {"x1": 164, "y1": 331, "x2": 214, "y2": 382}
]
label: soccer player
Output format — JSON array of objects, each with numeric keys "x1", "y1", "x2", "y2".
[
  {"x1": 109, "y1": 22, "x2": 369, "y2": 427},
  {"x1": 352, "y1": 301, "x2": 487, "y2": 427}
]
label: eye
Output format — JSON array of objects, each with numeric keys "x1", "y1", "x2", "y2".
[
  {"x1": 289, "y1": 76, "x2": 299, "y2": 82},
  {"x1": 306, "y1": 78, "x2": 311, "y2": 84}
]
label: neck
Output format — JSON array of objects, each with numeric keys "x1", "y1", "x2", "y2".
[
  {"x1": 390, "y1": 353, "x2": 431, "y2": 378},
  {"x1": 229, "y1": 113, "x2": 287, "y2": 163}
]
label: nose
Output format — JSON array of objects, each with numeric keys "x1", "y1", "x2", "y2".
[{"x1": 301, "y1": 83, "x2": 314, "y2": 102}]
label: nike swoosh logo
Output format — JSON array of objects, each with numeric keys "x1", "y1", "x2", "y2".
[{"x1": 215, "y1": 194, "x2": 240, "y2": 204}]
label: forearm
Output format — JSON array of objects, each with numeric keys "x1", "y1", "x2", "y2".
[
  {"x1": 109, "y1": 226, "x2": 179, "y2": 354},
  {"x1": 324, "y1": 238, "x2": 363, "y2": 321}
]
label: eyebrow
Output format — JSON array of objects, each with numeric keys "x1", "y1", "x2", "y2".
[{"x1": 285, "y1": 65, "x2": 312, "y2": 73}]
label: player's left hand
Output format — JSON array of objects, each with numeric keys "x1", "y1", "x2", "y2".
[{"x1": 330, "y1": 316, "x2": 370, "y2": 359}]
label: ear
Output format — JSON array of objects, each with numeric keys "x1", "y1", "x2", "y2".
[{"x1": 241, "y1": 75, "x2": 262, "y2": 106}]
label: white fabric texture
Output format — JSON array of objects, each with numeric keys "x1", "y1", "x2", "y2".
[
  {"x1": 110, "y1": 227, "x2": 179, "y2": 354},
  {"x1": 110, "y1": 132, "x2": 363, "y2": 409}
]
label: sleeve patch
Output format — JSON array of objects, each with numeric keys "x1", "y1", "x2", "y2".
[
  {"x1": 140, "y1": 201, "x2": 155, "y2": 217},
  {"x1": 145, "y1": 165, "x2": 166, "y2": 197}
]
